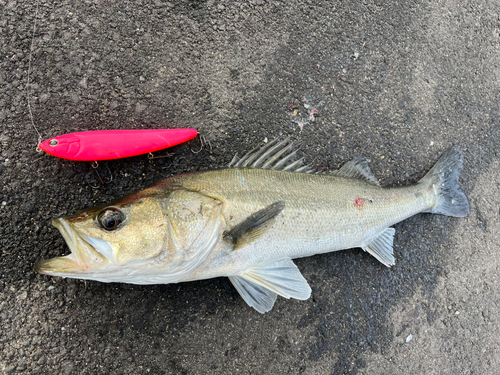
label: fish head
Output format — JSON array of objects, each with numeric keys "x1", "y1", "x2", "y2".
[{"x1": 36, "y1": 187, "x2": 224, "y2": 284}]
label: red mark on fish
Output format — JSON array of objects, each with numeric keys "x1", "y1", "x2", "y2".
[{"x1": 354, "y1": 197, "x2": 366, "y2": 210}]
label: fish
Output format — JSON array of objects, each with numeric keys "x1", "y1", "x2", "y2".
[{"x1": 36, "y1": 139, "x2": 470, "y2": 313}]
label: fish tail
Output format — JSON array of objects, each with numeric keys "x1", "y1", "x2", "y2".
[{"x1": 420, "y1": 145, "x2": 470, "y2": 217}]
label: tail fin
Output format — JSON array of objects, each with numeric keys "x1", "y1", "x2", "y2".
[{"x1": 420, "y1": 145, "x2": 470, "y2": 217}]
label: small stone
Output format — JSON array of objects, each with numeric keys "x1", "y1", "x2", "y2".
[
  {"x1": 79, "y1": 77, "x2": 88, "y2": 89},
  {"x1": 135, "y1": 103, "x2": 147, "y2": 113},
  {"x1": 62, "y1": 361, "x2": 75, "y2": 375},
  {"x1": 18, "y1": 291, "x2": 28, "y2": 300},
  {"x1": 17, "y1": 361, "x2": 27, "y2": 371}
]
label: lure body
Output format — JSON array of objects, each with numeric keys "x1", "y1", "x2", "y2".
[{"x1": 38, "y1": 129, "x2": 198, "y2": 161}]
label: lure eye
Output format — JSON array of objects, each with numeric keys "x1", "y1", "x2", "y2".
[{"x1": 98, "y1": 208, "x2": 125, "y2": 231}]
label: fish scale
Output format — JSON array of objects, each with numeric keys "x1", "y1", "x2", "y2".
[{"x1": 173, "y1": 167, "x2": 432, "y2": 271}]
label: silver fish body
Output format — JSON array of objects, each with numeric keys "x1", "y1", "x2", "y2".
[
  {"x1": 170, "y1": 168, "x2": 428, "y2": 275},
  {"x1": 37, "y1": 140, "x2": 470, "y2": 313}
]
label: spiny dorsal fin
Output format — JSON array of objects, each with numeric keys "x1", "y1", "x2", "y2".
[
  {"x1": 332, "y1": 157, "x2": 380, "y2": 185},
  {"x1": 224, "y1": 201, "x2": 285, "y2": 250},
  {"x1": 229, "y1": 258, "x2": 312, "y2": 313},
  {"x1": 228, "y1": 138, "x2": 313, "y2": 173}
]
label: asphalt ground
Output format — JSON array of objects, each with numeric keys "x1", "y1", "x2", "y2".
[{"x1": 1, "y1": 0, "x2": 500, "y2": 374}]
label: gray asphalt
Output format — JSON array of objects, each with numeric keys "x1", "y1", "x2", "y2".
[{"x1": 1, "y1": 1, "x2": 500, "y2": 374}]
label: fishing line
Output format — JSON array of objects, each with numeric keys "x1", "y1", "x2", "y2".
[
  {"x1": 24, "y1": 1, "x2": 200, "y2": 172},
  {"x1": 27, "y1": 0, "x2": 43, "y2": 149}
]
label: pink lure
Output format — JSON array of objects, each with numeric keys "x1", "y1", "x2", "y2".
[{"x1": 38, "y1": 129, "x2": 198, "y2": 161}]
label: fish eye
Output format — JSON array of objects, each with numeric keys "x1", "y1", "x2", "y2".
[{"x1": 98, "y1": 207, "x2": 125, "y2": 231}]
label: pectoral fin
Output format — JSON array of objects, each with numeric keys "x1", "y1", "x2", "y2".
[
  {"x1": 362, "y1": 227, "x2": 396, "y2": 267},
  {"x1": 224, "y1": 201, "x2": 285, "y2": 250},
  {"x1": 229, "y1": 258, "x2": 312, "y2": 313}
]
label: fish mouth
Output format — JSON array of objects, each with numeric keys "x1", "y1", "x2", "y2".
[{"x1": 35, "y1": 218, "x2": 110, "y2": 277}]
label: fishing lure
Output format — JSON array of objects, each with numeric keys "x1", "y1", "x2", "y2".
[
  {"x1": 38, "y1": 129, "x2": 198, "y2": 161},
  {"x1": 27, "y1": 3, "x2": 198, "y2": 163}
]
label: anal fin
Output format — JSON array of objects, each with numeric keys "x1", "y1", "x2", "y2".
[
  {"x1": 229, "y1": 259, "x2": 311, "y2": 313},
  {"x1": 362, "y1": 227, "x2": 396, "y2": 267}
]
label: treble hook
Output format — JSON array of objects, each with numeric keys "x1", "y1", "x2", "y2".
[
  {"x1": 189, "y1": 133, "x2": 206, "y2": 154},
  {"x1": 148, "y1": 151, "x2": 175, "y2": 164},
  {"x1": 86, "y1": 161, "x2": 113, "y2": 189}
]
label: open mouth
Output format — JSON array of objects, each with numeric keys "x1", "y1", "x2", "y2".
[{"x1": 35, "y1": 218, "x2": 109, "y2": 276}]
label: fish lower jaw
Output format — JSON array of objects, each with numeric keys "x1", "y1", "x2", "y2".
[
  {"x1": 35, "y1": 254, "x2": 85, "y2": 275},
  {"x1": 35, "y1": 259, "x2": 177, "y2": 284}
]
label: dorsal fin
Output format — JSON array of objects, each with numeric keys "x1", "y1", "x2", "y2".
[
  {"x1": 332, "y1": 157, "x2": 380, "y2": 185},
  {"x1": 228, "y1": 138, "x2": 313, "y2": 173}
]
